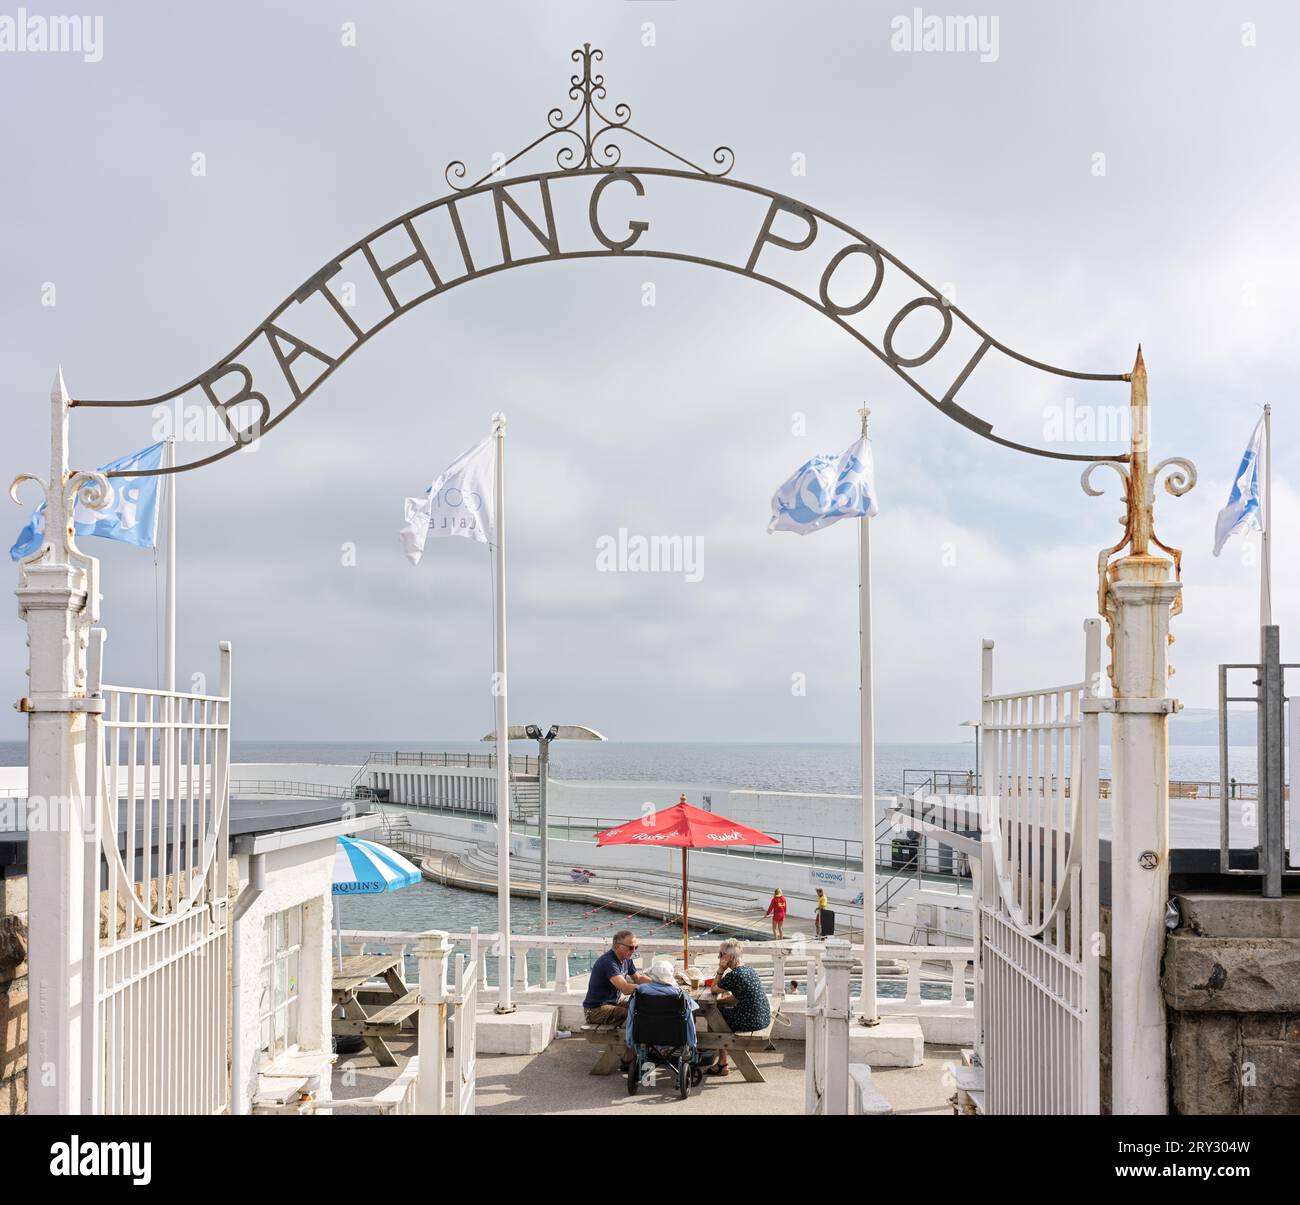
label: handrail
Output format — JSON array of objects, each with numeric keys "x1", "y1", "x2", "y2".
[
  {"x1": 366, "y1": 750, "x2": 538, "y2": 774},
  {"x1": 231, "y1": 777, "x2": 377, "y2": 800},
  {"x1": 324, "y1": 1057, "x2": 421, "y2": 1114},
  {"x1": 901, "y1": 767, "x2": 1257, "y2": 800}
]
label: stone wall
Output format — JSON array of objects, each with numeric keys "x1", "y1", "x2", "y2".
[
  {"x1": 0, "y1": 867, "x2": 27, "y2": 1115},
  {"x1": 1163, "y1": 892, "x2": 1300, "y2": 1114}
]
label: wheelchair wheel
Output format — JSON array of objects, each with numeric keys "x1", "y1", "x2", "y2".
[
  {"x1": 678, "y1": 1059, "x2": 689, "y2": 1100},
  {"x1": 689, "y1": 1064, "x2": 703, "y2": 1088},
  {"x1": 627, "y1": 1054, "x2": 640, "y2": 1095}
]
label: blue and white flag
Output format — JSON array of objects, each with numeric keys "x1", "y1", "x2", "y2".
[
  {"x1": 768, "y1": 435, "x2": 879, "y2": 535},
  {"x1": 9, "y1": 441, "x2": 165, "y2": 561},
  {"x1": 1212, "y1": 416, "x2": 1264, "y2": 557}
]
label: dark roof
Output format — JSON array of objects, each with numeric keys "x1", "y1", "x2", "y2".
[{"x1": 0, "y1": 797, "x2": 369, "y2": 869}]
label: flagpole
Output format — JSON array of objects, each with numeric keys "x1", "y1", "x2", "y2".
[
  {"x1": 682, "y1": 848, "x2": 689, "y2": 969},
  {"x1": 1261, "y1": 404, "x2": 1273, "y2": 629},
  {"x1": 858, "y1": 405, "x2": 879, "y2": 1025},
  {"x1": 165, "y1": 437, "x2": 176, "y2": 692},
  {"x1": 492, "y1": 413, "x2": 514, "y2": 1013}
]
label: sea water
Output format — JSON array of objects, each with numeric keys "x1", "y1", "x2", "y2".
[{"x1": 0, "y1": 738, "x2": 1252, "y2": 792}]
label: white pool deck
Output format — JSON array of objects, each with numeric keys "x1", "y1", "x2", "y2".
[{"x1": 331, "y1": 1034, "x2": 962, "y2": 1116}]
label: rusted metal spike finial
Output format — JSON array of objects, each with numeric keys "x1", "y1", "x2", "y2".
[
  {"x1": 1080, "y1": 344, "x2": 1197, "y2": 683},
  {"x1": 1128, "y1": 345, "x2": 1150, "y2": 557}
]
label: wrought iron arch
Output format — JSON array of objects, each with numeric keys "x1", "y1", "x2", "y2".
[{"x1": 75, "y1": 43, "x2": 1130, "y2": 477}]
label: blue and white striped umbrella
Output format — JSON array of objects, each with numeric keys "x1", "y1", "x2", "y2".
[{"x1": 332, "y1": 836, "x2": 421, "y2": 896}]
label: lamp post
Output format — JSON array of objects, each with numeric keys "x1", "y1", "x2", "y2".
[{"x1": 482, "y1": 723, "x2": 606, "y2": 978}]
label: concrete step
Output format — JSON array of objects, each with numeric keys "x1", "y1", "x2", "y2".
[
  {"x1": 468, "y1": 1005, "x2": 558, "y2": 1055},
  {"x1": 952, "y1": 1064, "x2": 985, "y2": 1115},
  {"x1": 847, "y1": 1015, "x2": 924, "y2": 1068}
]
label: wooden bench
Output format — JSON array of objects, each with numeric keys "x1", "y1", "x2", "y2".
[
  {"x1": 332, "y1": 953, "x2": 413, "y2": 1067},
  {"x1": 332, "y1": 990, "x2": 421, "y2": 1037},
  {"x1": 581, "y1": 1021, "x2": 775, "y2": 1084}
]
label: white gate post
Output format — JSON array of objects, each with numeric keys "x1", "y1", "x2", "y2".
[
  {"x1": 1107, "y1": 558, "x2": 1180, "y2": 1114},
  {"x1": 13, "y1": 370, "x2": 104, "y2": 1114},
  {"x1": 822, "y1": 937, "x2": 853, "y2": 1115},
  {"x1": 1082, "y1": 348, "x2": 1195, "y2": 1116},
  {"x1": 415, "y1": 929, "x2": 453, "y2": 1115}
]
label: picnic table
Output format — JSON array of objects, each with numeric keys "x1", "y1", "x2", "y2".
[
  {"x1": 331, "y1": 953, "x2": 420, "y2": 1068},
  {"x1": 581, "y1": 984, "x2": 775, "y2": 1083}
]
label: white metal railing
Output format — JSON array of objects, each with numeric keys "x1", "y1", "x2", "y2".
[
  {"x1": 368, "y1": 750, "x2": 538, "y2": 773},
  {"x1": 84, "y1": 628, "x2": 232, "y2": 1114},
  {"x1": 977, "y1": 619, "x2": 1101, "y2": 1115}
]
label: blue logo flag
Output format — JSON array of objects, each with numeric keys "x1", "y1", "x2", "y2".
[
  {"x1": 1212, "y1": 416, "x2": 1264, "y2": 557},
  {"x1": 10, "y1": 442, "x2": 165, "y2": 561},
  {"x1": 768, "y1": 435, "x2": 879, "y2": 535}
]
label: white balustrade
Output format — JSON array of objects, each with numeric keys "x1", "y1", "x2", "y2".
[{"x1": 335, "y1": 929, "x2": 973, "y2": 1010}]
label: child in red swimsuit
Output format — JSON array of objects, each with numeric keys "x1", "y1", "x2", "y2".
[{"x1": 765, "y1": 888, "x2": 788, "y2": 940}]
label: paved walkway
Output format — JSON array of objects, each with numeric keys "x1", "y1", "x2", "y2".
[{"x1": 332, "y1": 1034, "x2": 962, "y2": 1116}]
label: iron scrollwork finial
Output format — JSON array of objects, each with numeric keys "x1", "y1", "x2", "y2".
[
  {"x1": 444, "y1": 42, "x2": 735, "y2": 191},
  {"x1": 1080, "y1": 346, "x2": 1197, "y2": 679}
]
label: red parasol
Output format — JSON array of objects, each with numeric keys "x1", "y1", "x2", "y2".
[{"x1": 596, "y1": 795, "x2": 779, "y2": 966}]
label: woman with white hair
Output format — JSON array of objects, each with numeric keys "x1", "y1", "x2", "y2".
[
  {"x1": 624, "y1": 958, "x2": 699, "y2": 1050},
  {"x1": 708, "y1": 939, "x2": 771, "y2": 1076}
]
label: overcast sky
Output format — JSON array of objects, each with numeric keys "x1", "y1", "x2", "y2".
[{"x1": 1, "y1": 1, "x2": 1297, "y2": 744}]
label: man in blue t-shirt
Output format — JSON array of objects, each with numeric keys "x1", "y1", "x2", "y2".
[{"x1": 583, "y1": 929, "x2": 651, "y2": 1061}]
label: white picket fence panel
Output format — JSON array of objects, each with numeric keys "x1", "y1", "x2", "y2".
[
  {"x1": 450, "y1": 931, "x2": 480, "y2": 1116},
  {"x1": 977, "y1": 618, "x2": 1101, "y2": 1114},
  {"x1": 82, "y1": 628, "x2": 232, "y2": 1114}
]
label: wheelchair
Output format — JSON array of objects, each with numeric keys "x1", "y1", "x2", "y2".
[{"x1": 626, "y1": 990, "x2": 705, "y2": 1100}]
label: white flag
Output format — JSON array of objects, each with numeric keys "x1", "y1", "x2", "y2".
[
  {"x1": 400, "y1": 434, "x2": 496, "y2": 565},
  {"x1": 1212, "y1": 415, "x2": 1264, "y2": 556}
]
